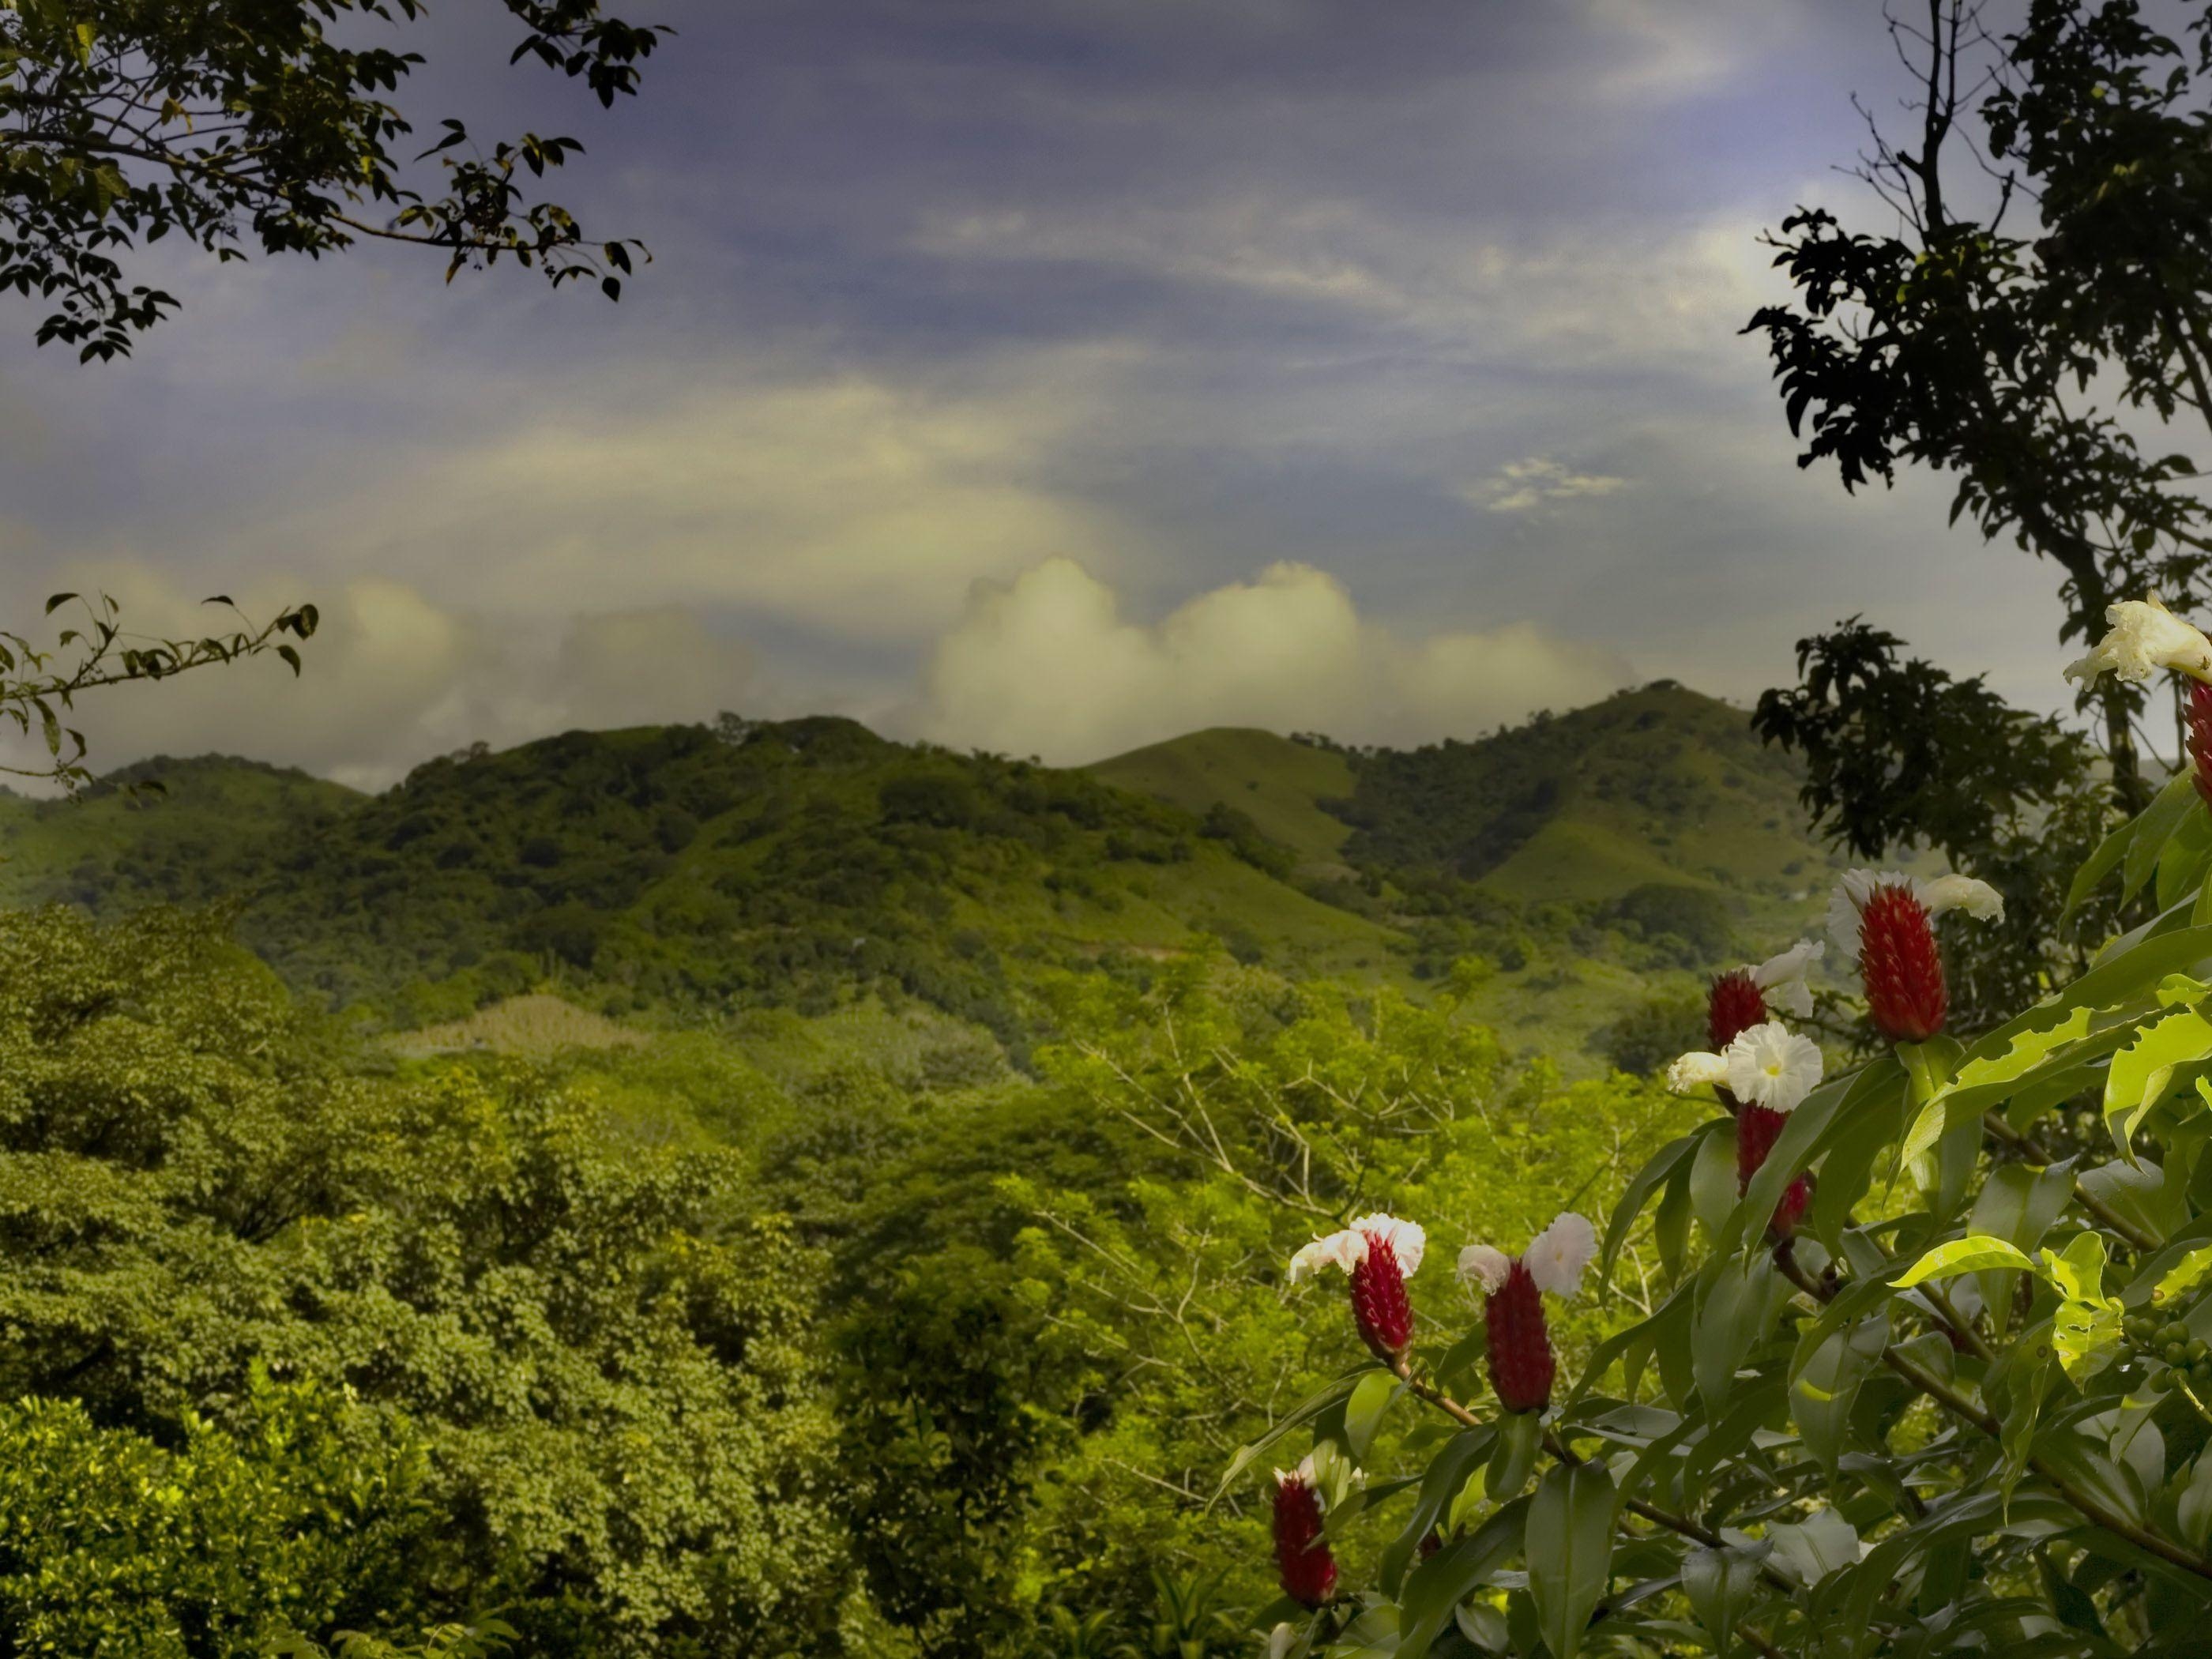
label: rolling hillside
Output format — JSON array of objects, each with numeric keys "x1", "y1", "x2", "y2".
[{"x1": 0, "y1": 684, "x2": 1848, "y2": 1070}]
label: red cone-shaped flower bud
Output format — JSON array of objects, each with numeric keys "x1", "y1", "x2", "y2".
[
  {"x1": 1736, "y1": 1101, "x2": 1810, "y2": 1240},
  {"x1": 1349, "y1": 1235, "x2": 1415, "y2": 1360},
  {"x1": 1273, "y1": 1465, "x2": 1337, "y2": 1608},
  {"x1": 1707, "y1": 969, "x2": 1767, "y2": 1052},
  {"x1": 2191, "y1": 680, "x2": 2212, "y2": 811},
  {"x1": 1858, "y1": 883, "x2": 1947, "y2": 1044},
  {"x1": 1484, "y1": 1259, "x2": 1556, "y2": 1414}
]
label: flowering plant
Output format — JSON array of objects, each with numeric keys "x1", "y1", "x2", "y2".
[{"x1": 1224, "y1": 600, "x2": 2212, "y2": 1657}]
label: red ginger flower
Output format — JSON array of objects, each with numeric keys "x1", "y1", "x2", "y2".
[
  {"x1": 1272, "y1": 1457, "x2": 1337, "y2": 1608},
  {"x1": 1706, "y1": 970, "x2": 1767, "y2": 1055},
  {"x1": 1287, "y1": 1213, "x2": 1424, "y2": 1361},
  {"x1": 2191, "y1": 680, "x2": 2212, "y2": 811},
  {"x1": 1827, "y1": 870, "x2": 2002, "y2": 1046},
  {"x1": 1735, "y1": 1102, "x2": 1810, "y2": 1239},
  {"x1": 1458, "y1": 1213, "x2": 1595, "y2": 1415}
]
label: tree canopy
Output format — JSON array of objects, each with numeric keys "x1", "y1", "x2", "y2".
[{"x1": 0, "y1": 0, "x2": 664, "y2": 359}]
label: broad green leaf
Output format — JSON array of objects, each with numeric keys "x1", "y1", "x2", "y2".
[
  {"x1": 2125, "y1": 769, "x2": 2206, "y2": 905},
  {"x1": 1681, "y1": 1544, "x2": 1766, "y2": 1659},
  {"x1": 1343, "y1": 1370, "x2": 1401, "y2": 1463},
  {"x1": 1972, "y1": 925, "x2": 2212, "y2": 1066},
  {"x1": 1726, "y1": 1059, "x2": 1903, "y2": 1260},
  {"x1": 1688, "y1": 1119, "x2": 1739, "y2": 1240},
  {"x1": 1381, "y1": 1426, "x2": 1492, "y2": 1594},
  {"x1": 1893, "y1": 1233, "x2": 2037, "y2": 1287},
  {"x1": 2156, "y1": 1243, "x2": 2212, "y2": 1308},
  {"x1": 2178, "y1": 1450, "x2": 2212, "y2": 1552},
  {"x1": 1394, "y1": 1499, "x2": 1527, "y2": 1659},
  {"x1": 1599, "y1": 1131, "x2": 1696, "y2": 1294},
  {"x1": 1766, "y1": 1509, "x2": 1859, "y2": 1586},
  {"x1": 1217, "y1": 1371, "x2": 1363, "y2": 1497},
  {"x1": 1791, "y1": 1307, "x2": 1890, "y2": 1473},
  {"x1": 1486, "y1": 1406, "x2": 1541, "y2": 1501},
  {"x1": 1526, "y1": 1462, "x2": 1616, "y2": 1659},
  {"x1": 2105, "y1": 1003, "x2": 2212, "y2": 1154},
  {"x1": 1967, "y1": 1161, "x2": 2075, "y2": 1337},
  {"x1": 1901, "y1": 1007, "x2": 2091, "y2": 1169},
  {"x1": 2048, "y1": 1232, "x2": 2124, "y2": 1384},
  {"x1": 2067, "y1": 803, "x2": 2142, "y2": 920},
  {"x1": 1691, "y1": 1256, "x2": 1781, "y2": 1407}
]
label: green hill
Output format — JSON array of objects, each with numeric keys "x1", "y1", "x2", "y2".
[
  {"x1": 1, "y1": 685, "x2": 1848, "y2": 1072},
  {"x1": 1089, "y1": 727, "x2": 1356, "y2": 871},
  {"x1": 0, "y1": 718, "x2": 1405, "y2": 1060}
]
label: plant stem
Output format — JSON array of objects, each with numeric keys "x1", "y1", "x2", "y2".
[
  {"x1": 1773, "y1": 1251, "x2": 2212, "y2": 1581},
  {"x1": 1981, "y1": 1111, "x2": 2159, "y2": 1253},
  {"x1": 1393, "y1": 1361, "x2": 1791, "y2": 1657}
]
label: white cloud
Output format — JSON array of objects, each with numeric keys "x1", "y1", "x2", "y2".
[
  {"x1": 1468, "y1": 456, "x2": 1631, "y2": 514},
  {"x1": 220, "y1": 355, "x2": 1148, "y2": 646},
  {"x1": 1, "y1": 570, "x2": 766, "y2": 792},
  {"x1": 902, "y1": 557, "x2": 1632, "y2": 762}
]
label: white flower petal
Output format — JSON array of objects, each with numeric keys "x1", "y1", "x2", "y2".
[
  {"x1": 1456, "y1": 1243, "x2": 1511, "y2": 1294},
  {"x1": 1914, "y1": 872, "x2": 2004, "y2": 927},
  {"x1": 1274, "y1": 1452, "x2": 1319, "y2": 1489},
  {"x1": 1721, "y1": 1021, "x2": 1824, "y2": 1115},
  {"x1": 1351, "y1": 1211, "x2": 1426, "y2": 1277},
  {"x1": 1666, "y1": 1050, "x2": 1731, "y2": 1095},
  {"x1": 1287, "y1": 1229, "x2": 1367, "y2": 1283},
  {"x1": 1524, "y1": 1212, "x2": 1597, "y2": 1297},
  {"x1": 1826, "y1": 869, "x2": 1912, "y2": 962},
  {"x1": 2063, "y1": 596, "x2": 2212, "y2": 688},
  {"x1": 1749, "y1": 939, "x2": 1823, "y2": 1018}
]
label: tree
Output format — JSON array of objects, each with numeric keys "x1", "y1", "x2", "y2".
[
  {"x1": 0, "y1": 905, "x2": 846, "y2": 1655},
  {"x1": 1745, "y1": 0, "x2": 2212, "y2": 815},
  {"x1": 1752, "y1": 617, "x2": 2116, "y2": 1033},
  {"x1": 0, "y1": 0, "x2": 664, "y2": 362},
  {"x1": 4, "y1": 589, "x2": 317, "y2": 791}
]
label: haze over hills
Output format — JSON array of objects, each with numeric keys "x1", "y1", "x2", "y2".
[{"x1": 0, "y1": 683, "x2": 1849, "y2": 1068}]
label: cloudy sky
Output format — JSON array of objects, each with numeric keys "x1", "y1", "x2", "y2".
[{"x1": 0, "y1": 0, "x2": 2075, "y2": 788}]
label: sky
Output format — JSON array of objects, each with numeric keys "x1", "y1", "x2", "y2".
[{"x1": 0, "y1": 0, "x2": 2085, "y2": 790}]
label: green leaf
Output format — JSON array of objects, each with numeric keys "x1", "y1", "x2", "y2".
[
  {"x1": 2068, "y1": 806, "x2": 2142, "y2": 919},
  {"x1": 1681, "y1": 1544, "x2": 1766, "y2": 1659},
  {"x1": 1486, "y1": 1406, "x2": 1540, "y2": 1500},
  {"x1": 1394, "y1": 1499, "x2": 1528, "y2": 1659},
  {"x1": 2105, "y1": 1003, "x2": 2212, "y2": 1155},
  {"x1": 2125, "y1": 770, "x2": 2206, "y2": 905},
  {"x1": 1599, "y1": 1131, "x2": 1695, "y2": 1294},
  {"x1": 42, "y1": 592, "x2": 77, "y2": 615},
  {"x1": 2048, "y1": 1232, "x2": 2124, "y2": 1384},
  {"x1": 1343, "y1": 1369, "x2": 1399, "y2": 1464},
  {"x1": 1217, "y1": 1371, "x2": 1364, "y2": 1498},
  {"x1": 1791, "y1": 1307, "x2": 1890, "y2": 1473},
  {"x1": 1525, "y1": 1462, "x2": 1616, "y2": 1659},
  {"x1": 1381, "y1": 1426, "x2": 1492, "y2": 1595},
  {"x1": 1893, "y1": 1233, "x2": 2037, "y2": 1288},
  {"x1": 1901, "y1": 1007, "x2": 2092, "y2": 1169}
]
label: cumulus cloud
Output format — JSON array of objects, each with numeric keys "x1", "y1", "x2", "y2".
[
  {"x1": 1467, "y1": 457, "x2": 1631, "y2": 514},
  {"x1": 243, "y1": 361, "x2": 1142, "y2": 645},
  {"x1": 902, "y1": 557, "x2": 1631, "y2": 763},
  {"x1": 1, "y1": 571, "x2": 767, "y2": 792}
]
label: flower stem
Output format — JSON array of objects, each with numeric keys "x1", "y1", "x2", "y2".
[
  {"x1": 1773, "y1": 1248, "x2": 2212, "y2": 1581},
  {"x1": 1392, "y1": 1360, "x2": 1792, "y2": 1656}
]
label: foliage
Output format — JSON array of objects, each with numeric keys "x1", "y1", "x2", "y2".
[
  {"x1": 0, "y1": 1377, "x2": 442, "y2": 1656},
  {"x1": 1236, "y1": 725, "x2": 2212, "y2": 1657},
  {"x1": 1753, "y1": 616, "x2": 2120, "y2": 1031},
  {"x1": 1745, "y1": 0, "x2": 2212, "y2": 808},
  {"x1": 3, "y1": 589, "x2": 317, "y2": 790},
  {"x1": 0, "y1": 0, "x2": 664, "y2": 359},
  {"x1": 0, "y1": 905, "x2": 843, "y2": 1656}
]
